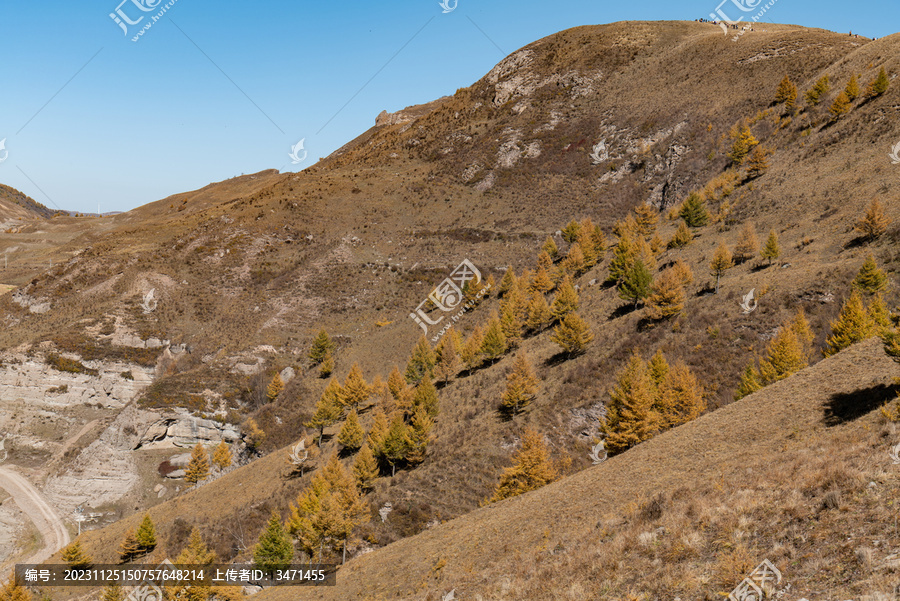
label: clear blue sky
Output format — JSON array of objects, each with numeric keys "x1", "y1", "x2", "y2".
[{"x1": 0, "y1": 1, "x2": 896, "y2": 213}]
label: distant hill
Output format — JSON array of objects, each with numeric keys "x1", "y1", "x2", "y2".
[{"x1": 0, "y1": 183, "x2": 60, "y2": 220}]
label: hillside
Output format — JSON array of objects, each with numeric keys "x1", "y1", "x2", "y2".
[
  {"x1": 0, "y1": 183, "x2": 58, "y2": 225},
  {"x1": 0, "y1": 19, "x2": 899, "y2": 600}
]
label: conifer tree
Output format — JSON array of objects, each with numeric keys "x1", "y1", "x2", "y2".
[
  {"x1": 338, "y1": 409, "x2": 365, "y2": 451},
  {"x1": 500, "y1": 353, "x2": 539, "y2": 416},
  {"x1": 602, "y1": 354, "x2": 658, "y2": 455},
  {"x1": 551, "y1": 312, "x2": 594, "y2": 357},
  {"x1": 480, "y1": 313, "x2": 508, "y2": 363},
  {"x1": 387, "y1": 365, "x2": 406, "y2": 400},
  {"x1": 613, "y1": 215, "x2": 641, "y2": 239},
  {"x1": 607, "y1": 232, "x2": 637, "y2": 283},
  {"x1": 212, "y1": 440, "x2": 232, "y2": 470},
  {"x1": 868, "y1": 294, "x2": 893, "y2": 333},
  {"x1": 382, "y1": 416, "x2": 413, "y2": 477},
  {"x1": 266, "y1": 373, "x2": 284, "y2": 403},
  {"x1": 774, "y1": 75, "x2": 798, "y2": 108},
  {"x1": 855, "y1": 199, "x2": 890, "y2": 241},
  {"x1": 101, "y1": 582, "x2": 125, "y2": 601},
  {"x1": 734, "y1": 222, "x2": 760, "y2": 263},
  {"x1": 168, "y1": 527, "x2": 217, "y2": 601},
  {"x1": 744, "y1": 146, "x2": 770, "y2": 179},
  {"x1": 829, "y1": 90, "x2": 852, "y2": 119},
  {"x1": 366, "y1": 407, "x2": 389, "y2": 456},
  {"x1": 184, "y1": 443, "x2": 210, "y2": 484},
  {"x1": 757, "y1": 327, "x2": 806, "y2": 385},
  {"x1": 577, "y1": 230, "x2": 598, "y2": 269},
  {"x1": 648, "y1": 349, "x2": 669, "y2": 390},
  {"x1": 306, "y1": 379, "x2": 344, "y2": 445},
  {"x1": 761, "y1": 229, "x2": 781, "y2": 264},
  {"x1": 319, "y1": 349, "x2": 334, "y2": 378},
  {"x1": 710, "y1": 241, "x2": 734, "y2": 294},
  {"x1": 551, "y1": 277, "x2": 580, "y2": 320},
  {"x1": 825, "y1": 290, "x2": 877, "y2": 356},
  {"x1": 406, "y1": 404, "x2": 434, "y2": 465},
  {"x1": 253, "y1": 510, "x2": 294, "y2": 571},
  {"x1": 62, "y1": 539, "x2": 92, "y2": 569},
  {"x1": 461, "y1": 325, "x2": 484, "y2": 371},
  {"x1": 562, "y1": 242, "x2": 586, "y2": 276},
  {"x1": 728, "y1": 124, "x2": 759, "y2": 164},
  {"x1": 498, "y1": 266, "x2": 516, "y2": 297},
  {"x1": 618, "y1": 258, "x2": 653, "y2": 309},
  {"x1": 484, "y1": 273, "x2": 496, "y2": 298},
  {"x1": 405, "y1": 335, "x2": 436, "y2": 384},
  {"x1": 434, "y1": 330, "x2": 462, "y2": 383},
  {"x1": 845, "y1": 74, "x2": 860, "y2": 101},
  {"x1": 853, "y1": 253, "x2": 888, "y2": 293},
  {"x1": 805, "y1": 74, "x2": 830, "y2": 106},
  {"x1": 308, "y1": 329, "x2": 336, "y2": 367},
  {"x1": 735, "y1": 361, "x2": 763, "y2": 400},
  {"x1": 561, "y1": 219, "x2": 582, "y2": 244},
  {"x1": 526, "y1": 291, "x2": 553, "y2": 332},
  {"x1": 135, "y1": 513, "x2": 157, "y2": 551},
  {"x1": 591, "y1": 224, "x2": 608, "y2": 257},
  {"x1": 679, "y1": 193, "x2": 710, "y2": 227},
  {"x1": 645, "y1": 268, "x2": 686, "y2": 320},
  {"x1": 412, "y1": 378, "x2": 440, "y2": 418},
  {"x1": 500, "y1": 293, "x2": 525, "y2": 349},
  {"x1": 636, "y1": 236, "x2": 657, "y2": 272},
  {"x1": 488, "y1": 428, "x2": 558, "y2": 503},
  {"x1": 342, "y1": 363, "x2": 371, "y2": 408},
  {"x1": 668, "y1": 220, "x2": 694, "y2": 248},
  {"x1": 353, "y1": 442, "x2": 379, "y2": 492},
  {"x1": 634, "y1": 203, "x2": 660, "y2": 238},
  {"x1": 865, "y1": 66, "x2": 890, "y2": 99},
  {"x1": 118, "y1": 529, "x2": 141, "y2": 563},
  {"x1": 0, "y1": 573, "x2": 33, "y2": 601},
  {"x1": 672, "y1": 259, "x2": 694, "y2": 286},
  {"x1": 542, "y1": 236, "x2": 559, "y2": 260},
  {"x1": 657, "y1": 362, "x2": 706, "y2": 428}
]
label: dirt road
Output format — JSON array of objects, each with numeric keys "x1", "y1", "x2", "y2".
[{"x1": 0, "y1": 467, "x2": 70, "y2": 566}]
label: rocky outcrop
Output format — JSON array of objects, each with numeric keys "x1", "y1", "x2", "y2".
[{"x1": 136, "y1": 415, "x2": 241, "y2": 449}]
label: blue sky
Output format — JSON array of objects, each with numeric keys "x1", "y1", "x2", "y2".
[{"x1": 0, "y1": 1, "x2": 896, "y2": 213}]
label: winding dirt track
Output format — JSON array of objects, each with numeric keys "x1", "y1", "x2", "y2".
[{"x1": 0, "y1": 467, "x2": 70, "y2": 566}]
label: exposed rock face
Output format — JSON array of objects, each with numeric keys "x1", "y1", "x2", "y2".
[{"x1": 136, "y1": 415, "x2": 241, "y2": 449}]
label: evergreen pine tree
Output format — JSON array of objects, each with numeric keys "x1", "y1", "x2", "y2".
[
  {"x1": 602, "y1": 353, "x2": 659, "y2": 455},
  {"x1": 735, "y1": 361, "x2": 763, "y2": 400},
  {"x1": 824, "y1": 290, "x2": 877, "y2": 356},
  {"x1": 498, "y1": 266, "x2": 516, "y2": 297},
  {"x1": 865, "y1": 67, "x2": 890, "y2": 99},
  {"x1": 500, "y1": 353, "x2": 539, "y2": 416},
  {"x1": 135, "y1": 513, "x2": 157, "y2": 551},
  {"x1": 645, "y1": 268, "x2": 686, "y2": 320},
  {"x1": 480, "y1": 313, "x2": 508, "y2": 363},
  {"x1": 853, "y1": 253, "x2": 888, "y2": 293},
  {"x1": 266, "y1": 373, "x2": 285, "y2": 402},
  {"x1": 805, "y1": 74, "x2": 830, "y2": 106},
  {"x1": 306, "y1": 379, "x2": 344, "y2": 445},
  {"x1": 761, "y1": 229, "x2": 781, "y2": 264},
  {"x1": 342, "y1": 363, "x2": 372, "y2": 408},
  {"x1": 412, "y1": 378, "x2": 440, "y2": 418},
  {"x1": 212, "y1": 440, "x2": 232, "y2": 469},
  {"x1": 855, "y1": 199, "x2": 890, "y2": 241},
  {"x1": 829, "y1": 90, "x2": 852, "y2": 119},
  {"x1": 382, "y1": 416, "x2": 413, "y2": 477},
  {"x1": 337, "y1": 409, "x2": 365, "y2": 451},
  {"x1": 758, "y1": 327, "x2": 806, "y2": 384},
  {"x1": 184, "y1": 443, "x2": 210, "y2": 485},
  {"x1": 253, "y1": 510, "x2": 294, "y2": 571},
  {"x1": 607, "y1": 233, "x2": 637, "y2": 283},
  {"x1": 542, "y1": 236, "x2": 559, "y2": 260},
  {"x1": 845, "y1": 74, "x2": 860, "y2": 101},
  {"x1": 618, "y1": 258, "x2": 653, "y2": 309},
  {"x1": 551, "y1": 277, "x2": 580, "y2": 320},
  {"x1": 710, "y1": 241, "x2": 734, "y2": 294},
  {"x1": 488, "y1": 428, "x2": 558, "y2": 503},
  {"x1": 526, "y1": 291, "x2": 553, "y2": 332},
  {"x1": 406, "y1": 404, "x2": 434, "y2": 465},
  {"x1": 500, "y1": 288, "x2": 525, "y2": 348},
  {"x1": 61, "y1": 539, "x2": 92, "y2": 569},
  {"x1": 404, "y1": 335, "x2": 436, "y2": 384},
  {"x1": 308, "y1": 329, "x2": 336, "y2": 367},
  {"x1": 550, "y1": 312, "x2": 594, "y2": 357},
  {"x1": 353, "y1": 442, "x2": 379, "y2": 491},
  {"x1": 668, "y1": 220, "x2": 694, "y2": 248},
  {"x1": 679, "y1": 193, "x2": 710, "y2": 227}
]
